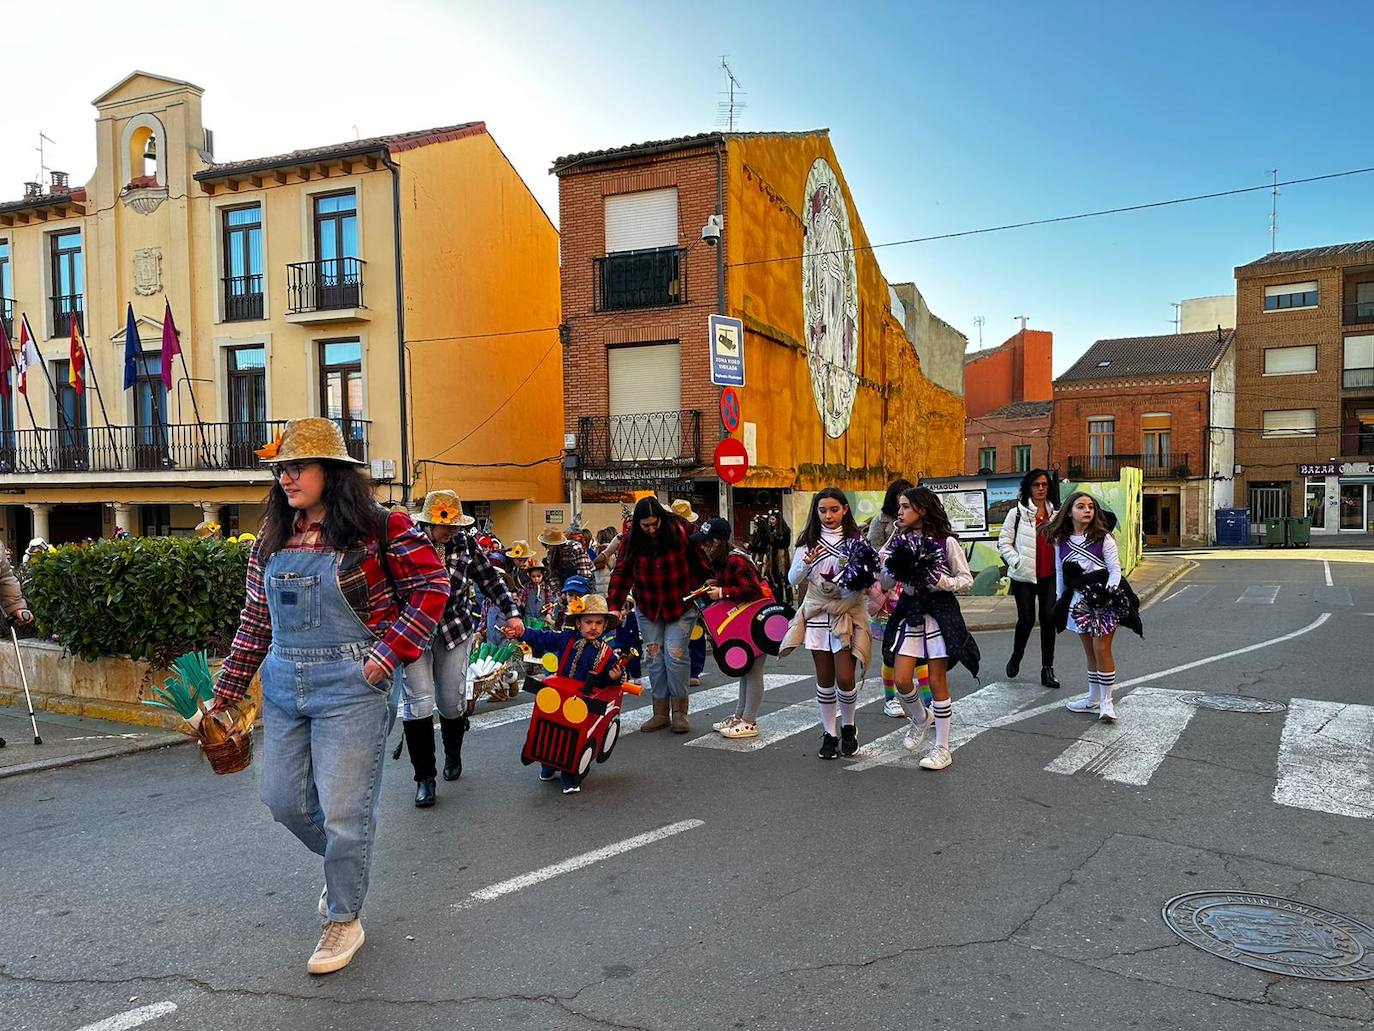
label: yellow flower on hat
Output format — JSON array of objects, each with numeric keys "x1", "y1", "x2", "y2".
[
  {"x1": 566, "y1": 596, "x2": 586, "y2": 615},
  {"x1": 254, "y1": 431, "x2": 285, "y2": 460}
]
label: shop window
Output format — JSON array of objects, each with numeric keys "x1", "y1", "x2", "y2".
[{"x1": 1304, "y1": 479, "x2": 1326, "y2": 529}]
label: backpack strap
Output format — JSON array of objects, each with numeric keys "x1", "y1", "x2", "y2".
[{"x1": 374, "y1": 506, "x2": 402, "y2": 607}]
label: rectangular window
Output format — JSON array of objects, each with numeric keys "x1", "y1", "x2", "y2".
[
  {"x1": 1262, "y1": 409, "x2": 1318, "y2": 438},
  {"x1": 607, "y1": 342, "x2": 682, "y2": 462},
  {"x1": 319, "y1": 339, "x2": 364, "y2": 457},
  {"x1": 1305, "y1": 478, "x2": 1326, "y2": 529},
  {"x1": 49, "y1": 229, "x2": 83, "y2": 337},
  {"x1": 140, "y1": 504, "x2": 171, "y2": 537},
  {"x1": 1142, "y1": 413, "x2": 1172, "y2": 466},
  {"x1": 1088, "y1": 417, "x2": 1115, "y2": 458},
  {"x1": 1014, "y1": 445, "x2": 1031, "y2": 472},
  {"x1": 132, "y1": 353, "x2": 169, "y2": 469},
  {"x1": 227, "y1": 345, "x2": 267, "y2": 465},
  {"x1": 604, "y1": 188, "x2": 678, "y2": 253},
  {"x1": 51, "y1": 359, "x2": 89, "y2": 470},
  {"x1": 312, "y1": 192, "x2": 360, "y2": 308},
  {"x1": 1344, "y1": 335, "x2": 1374, "y2": 389},
  {"x1": 0, "y1": 238, "x2": 12, "y2": 339},
  {"x1": 1264, "y1": 281, "x2": 1319, "y2": 311},
  {"x1": 222, "y1": 205, "x2": 263, "y2": 321},
  {"x1": 1264, "y1": 345, "x2": 1318, "y2": 375},
  {"x1": 978, "y1": 447, "x2": 997, "y2": 472}
]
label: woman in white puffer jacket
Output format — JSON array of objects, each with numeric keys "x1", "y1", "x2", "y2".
[{"x1": 997, "y1": 469, "x2": 1059, "y2": 688}]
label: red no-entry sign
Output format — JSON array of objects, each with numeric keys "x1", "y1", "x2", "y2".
[{"x1": 713, "y1": 437, "x2": 750, "y2": 485}]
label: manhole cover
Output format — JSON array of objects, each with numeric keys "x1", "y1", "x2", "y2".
[
  {"x1": 1163, "y1": 892, "x2": 1374, "y2": 981},
  {"x1": 1190, "y1": 694, "x2": 1288, "y2": 714}
]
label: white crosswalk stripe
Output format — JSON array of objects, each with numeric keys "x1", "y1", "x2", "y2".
[
  {"x1": 687, "y1": 681, "x2": 882, "y2": 752},
  {"x1": 1044, "y1": 687, "x2": 1200, "y2": 785},
  {"x1": 1274, "y1": 699, "x2": 1374, "y2": 820},
  {"x1": 619, "y1": 673, "x2": 811, "y2": 733},
  {"x1": 1237, "y1": 584, "x2": 1280, "y2": 604}
]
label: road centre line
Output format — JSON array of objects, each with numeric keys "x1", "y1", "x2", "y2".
[
  {"x1": 452, "y1": 819, "x2": 705, "y2": 910},
  {"x1": 73, "y1": 1002, "x2": 178, "y2": 1031}
]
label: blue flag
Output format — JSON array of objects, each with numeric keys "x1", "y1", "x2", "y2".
[{"x1": 123, "y1": 303, "x2": 141, "y2": 389}]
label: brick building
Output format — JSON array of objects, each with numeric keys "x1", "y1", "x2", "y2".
[
  {"x1": 551, "y1": 130, "x2": 964, "y2": 533},
  {"x1": 1233, "y1": 241, "x2": 1374, "y2": 537},
  {"x1": 963, "y1": 328, "x2": 1053, "y2": 475},
  {"x1": 1053, "y1": 330, "x2": 1235, "y2": 547}
]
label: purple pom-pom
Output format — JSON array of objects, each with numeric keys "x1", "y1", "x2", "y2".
[{"x1": 837, "y1": 537, "x2": 880, "y2": 592}]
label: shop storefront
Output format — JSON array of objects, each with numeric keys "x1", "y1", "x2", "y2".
[{"x1": 1300, "y1": 463, "x2": 1374, "y2": 534}]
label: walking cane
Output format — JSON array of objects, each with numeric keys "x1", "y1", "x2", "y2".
[{"x1": 9, "y1": 619, "x2": 41, "y2": 745}]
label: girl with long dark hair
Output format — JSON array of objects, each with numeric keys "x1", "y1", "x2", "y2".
[
  {"x1": 879, "y1": 487, "x2": 979, "y2": 770},
  {"x1": 606, "y1": 495, "x2": 711, "y2": 733},
  {"x1": 780, "y1": 488, "x2": 876, "y2": 760},
  {"x1": 215, "y1": 419, "x2": 449, "y2": 975},
  {"x1": 997, "y1": 468, "x2": 1059, "y2": 688},
  {"x1": 867, "y1": 477, "x2": 913, "y2": 717}
]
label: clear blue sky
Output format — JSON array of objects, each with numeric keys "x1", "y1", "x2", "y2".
[{"x1": 8, "y1": 1, "x2": 1370, "y2": 373}]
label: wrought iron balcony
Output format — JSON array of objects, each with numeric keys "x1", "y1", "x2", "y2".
[
  {"x1": 51, "y1": 293, "x2": 82, "y2": 338},
  {"x1": 286, "y1": 258, "x2": 365, "y2": 314},
  {"x1": 1065, "y1": 453, "x2": 1192, "y2": 481},
  {"x1": 1, "y1": 298, "x2": 12, "y2": 339},
  {"x1": 223, "y1": 274, "x2": 264, "y2": 321},
  {"x1": 1343, "y1": 366, "x2": 1374, "y2": 390},
  {"x1": 0, "y1": 418, "x2": 369, "y2": 475},
  {"x1": 577, "y1": 411, "x2": 702, "y2": 470},
  {"x1": 594, "y1": 247, "x2": 685, "y2": 312}
]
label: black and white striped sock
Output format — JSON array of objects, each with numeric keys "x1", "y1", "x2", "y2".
[
  {"x1": 932, "y1": 698, "x2": 953, "y2": 749},
  {"x1": 836, "y1": 687, "x2": 859, "y2": 726},
  {"x1": 815, "y1": 684, "x2": 839, "y2": 736},
  {"x1": 1098, "y1": 670, "x2": 1116, "y2": 706},
  {"x1": 1087, "y1": 670, "x2": 1102, "y2": 704}
]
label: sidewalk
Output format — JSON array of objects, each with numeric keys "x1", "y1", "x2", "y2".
[
  {"x1": 960, "y1": 553, "x2": 1193, "y2": 632},
  {"x1": 0, "y1": 706, "x2": 188, "y2": 780}
]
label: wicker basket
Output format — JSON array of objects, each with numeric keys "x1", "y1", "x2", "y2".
[
  {"x1": 472, "y1": 662, "x2": 522, "y2": 703},
  {"x1": 201, "y1": 730, "x2": 253, "y2": 775}
]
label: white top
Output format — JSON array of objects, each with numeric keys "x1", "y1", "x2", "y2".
[
  {"x1": 878, "y1": 532, "x2": 974, "y2": 594},
  {"x1": 1055, "y1": 533, "x2": 1121, "y2": 600},
  {"x1": 789, "y1": 527, "x2": 858, "y2": 597},
  {"x1": 997, "y1": 500, "x2": 1056, "y2": 584}
]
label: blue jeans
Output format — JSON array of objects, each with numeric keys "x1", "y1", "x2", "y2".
[
  {"x1": 640, "y1": 611, "x2": 698, "y2": 700},
  {"x1": 259, "y1": 640, "x2": 391, "y2": 923},
  {"x1": 690, "y1": 633, "x2": 706, "y2": 679}
]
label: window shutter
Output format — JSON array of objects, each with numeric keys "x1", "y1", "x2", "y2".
[
  {"x1": 1141, "y1": 413, "x2": 1172, "y2": 430},
  {"x1": 609, "y1": 343, "x2": 681, "y2": 415},
  {"x1": 1262, "y1": 409, "x2": 1318, "y2": 436},
  {"x1": 1345, "y1": 335, "x2": 1374, "y2": 370},
  {"x1": 1264, "y1": 281, "x2": 1318, "y2": 298},
  {"x1": 604, "y1": 189, "x2": 679, "y2": 253},
  {"x1": 1264, "y1": 345, "x2": 1317, "y2": 374}
]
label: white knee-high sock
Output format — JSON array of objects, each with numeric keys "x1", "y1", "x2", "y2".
[
  {"x1": 1098, "y1": 670, "x2": 1116, "y2": 705},
  {"x1": 897, "y1": 686, "x2": 926, "y2": 725},
  {"x1": 815, "y1": 684, "x2": 839, "y2": 736},
  {"x1": 1087, "y1": 670, "x2": 1102, "y2": 704},
  {"x1": 932, "y1": 698, "x2": 953, "y2": 749},
  {"x1": 836, "y1": 687, "x2": 858, "y2": 726}
]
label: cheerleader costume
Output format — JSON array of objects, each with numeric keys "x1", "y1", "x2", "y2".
[
  {"x1": 882, "y1": 535, "x2": 974, "y2": 660},
  {"x1": 787, "y1": 527, "x2": 858, "y2": 654},
  {"x1": 1056, "y1": 534, "x2": 1121, "y2": 636}
]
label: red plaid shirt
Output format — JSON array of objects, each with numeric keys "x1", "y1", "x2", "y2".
[
  {"x1": 714, "y1": 550, "x2": 767, "y2": 602},
  {"x1": 607, "y1": 522, "x2": 711, "y2": 623},
  {"x1": 216, "y1": 510, "x2": 449, "y2": 703}
]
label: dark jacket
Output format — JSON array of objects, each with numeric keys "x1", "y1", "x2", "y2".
[
  {"x1": 1053, "y1": 565, "x2": 1143, "y2": 637},
  {"x1": 882, "y1": 589, "x2": 981, "y2": 677}
]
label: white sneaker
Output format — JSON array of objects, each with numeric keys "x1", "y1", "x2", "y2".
[
  {"x1": 719, "y1": 720, "x2": 759, "y2": 739},
  {"x1": 712, "y1": 714, "x2": 742, "y2": 732},
  {"x1": 918, "y1": 746, "x2": 953, "y2": 771},
  {"x1": 1066, "y1": 694, "x2": 1099, "y2": 713},
  {"x1": 883, "y1": 698, "x2": 905, "y2": 718},
  {"x1": 1098, "y1": 696, "x2": 1117, "y2": 722},
  {"x1": 902, "y1": 710, "x2": 934, "y2": 751}
]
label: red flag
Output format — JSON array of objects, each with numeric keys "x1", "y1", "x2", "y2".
[
  {"x1": 160, "y1": 300, "x2": 181, "y2": 391},
  {"x1": 0, "y1": 318, "x2": 12, "y2": 399},
  {"x1": 69, "y1": 320, "x2": 86, "y2": 396}
]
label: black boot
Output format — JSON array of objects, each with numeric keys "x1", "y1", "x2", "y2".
[
  {"x1": 1041, "y1": 666, "x2": 1061, "y2": 689},
  {"x1": 439, "y1": 715, "x2": 469, "y2": 782},
  {"x1": 403, "y1": 718, "x2": 438, "y2": 807},
  {"x1": 1006, "y1": 652, "x2": 1022, "y2": 679}
]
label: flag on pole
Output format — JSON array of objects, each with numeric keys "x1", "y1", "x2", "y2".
[
  {"x1": 16, "y1": 317, "x2": 41, "y2": 396},
  {"x1": 160, "y1": 300, "x2": 181, "y2": 391},
  {"x1": 124, "y1": 303, "x2": 141, "y2": 390},
  {"x1": 69, "y1": 319, "x2": 86, "y2": 396},
  {"x1": 0, "y1": 318, "x2": 13, "y2": 399}
]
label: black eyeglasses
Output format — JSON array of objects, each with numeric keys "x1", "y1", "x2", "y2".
[{"x1": 274, "y1": 461, "x2": 320, "y2": 480}]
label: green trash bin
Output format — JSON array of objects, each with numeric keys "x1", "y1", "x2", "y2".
[
  {"x1": 1287, "y1": 516, "x2": 1311, "y2": 548},
  {"x1": 1265, "y1": 517, "x2": 1288, "y2": 548}
]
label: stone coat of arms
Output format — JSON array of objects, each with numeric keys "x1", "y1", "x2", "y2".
[{"x1": 133, "y1": 248, "x2": 162, "y2": 296}]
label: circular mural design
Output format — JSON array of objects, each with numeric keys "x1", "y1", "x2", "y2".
[{"x1": 801, "y1": 158, "x2": 860, "y2": 439}]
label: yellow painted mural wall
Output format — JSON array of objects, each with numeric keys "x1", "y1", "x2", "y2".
[
  {"x1": 399, "y1": 132, "x2": 563, "y2": 505},
  {"x1": 725, "y1": 133, "x2": 962, "y2": 491}
]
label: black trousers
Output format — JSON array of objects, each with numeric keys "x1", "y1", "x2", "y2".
[{"x1": 1010, "y1": 575, "x2": 1056, "y2": 667}]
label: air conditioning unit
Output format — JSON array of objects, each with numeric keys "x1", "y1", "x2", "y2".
[{"x1": 369, "y1": 458, "x2": 396, "y2": 482}]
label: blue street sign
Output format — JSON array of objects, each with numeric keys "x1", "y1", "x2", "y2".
[{"x1": 709, "y1": 314, "x2": 745, "y2": 387}]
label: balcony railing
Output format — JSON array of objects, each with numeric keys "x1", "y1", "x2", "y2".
[
  {"x1": 577, "y1": 411, "x2": 702, "y2": 469},
  {"x1": 0, "y1": 418, "x2": 369, "y2": 475},
  {"x1": 1341, "y1": 430, "x2": 1374, "y2": 457},
  {"x1": 1, "y1": 298, "x2": 12, "y2": 339},
  {"x1": 594, "y1": 247, "x2": 685, "y2": 312},
  {"x1": 1343, "y1": 366, "x2": 1374, "y2": 390},
  {"x1": 286, "y1": 258, "x2": 365, "y2": 314},
  {"x1": 51, "y1": 293, "x2": 82, "y2": 338},
  {"x1": 1066, "y1": 453, "x2": 1192, "y2": 481},
  {"x1": 223, "y1": 274, "x2": 264, "y2": 321},
  {"x1": 1342, "y1": 303, "x2": 1374, "y2": 326}
]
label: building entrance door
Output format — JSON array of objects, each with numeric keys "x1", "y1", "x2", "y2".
[
  {"x1": 1339, "y1": 483, "x2": 1368, "y2": 531},
  {"x1": 1143, "y1": 493, "x2": 1180, "y2": 548}
]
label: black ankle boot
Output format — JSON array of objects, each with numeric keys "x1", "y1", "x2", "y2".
[
  {"x1": 402, "y1": 717, "x2": 438, "y2": 785},
  {"x1": 439, "y1": 715, "x2": 469, "y2": 782},
  {"x1": 1041, "y1": 666, "x2": 1060, "y2": 689},
  {"x1": 1006, "y1": 653, "x2": 1022, "y2": 679},
  {"x1": 414, "y1": 778, "x2": 436, "y2": 807}
]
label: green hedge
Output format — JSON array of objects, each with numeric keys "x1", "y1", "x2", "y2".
[{"x1": 26, "y1": 537, "x2": 251, "y2": 666}]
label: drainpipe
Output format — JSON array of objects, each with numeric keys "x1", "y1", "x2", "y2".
[
  {"x1": 382, "y1": 152, "x2": 411, "y2": 505},
  {"x1": 714, "y1": 137, "x2": 732, "y2": 525}
]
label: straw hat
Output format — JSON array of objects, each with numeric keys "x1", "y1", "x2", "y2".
[
  {"x1": 670, "y1": 498, "x2": 699, "y2": 523},
  {"x1": 506, "y1": 540, "x2": 532, "y2": 559},
  {"x1": 537, "y1": 525, "x2": 569, "y2": 547},
  {"x1": 254, "y1": 417, "x2": 365, "y2": 465},
  {"x1": 194, "y1": 520, "x2": 222, "y2": 539},
  {"x1": 414, "y1": 489, "x2": 475, "y2": 527},
  {"x1": 565, "y1": 593, "x2": 619, "y2": 631}
]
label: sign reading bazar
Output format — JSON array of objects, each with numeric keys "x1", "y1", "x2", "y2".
[
  {"x1": 1300, "y1": 462, "x2": 1371, "y2": 477},
  {"x1": 709, "y1": 315, "x2": 745, "y2": 387}
]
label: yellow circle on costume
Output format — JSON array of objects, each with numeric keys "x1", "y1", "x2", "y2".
[
  {"x1": 690, "y1": 623, "x2": 704, "y2": 641},
  {"x1": 541, "y1": 653, "x2": 559, "y2": 673},
  {"x1": 535, "y1": 686, "x2": 562, "y2": 714},
  {"x1": 562, "y1": 695, "x2": 589, "y2": 724}
]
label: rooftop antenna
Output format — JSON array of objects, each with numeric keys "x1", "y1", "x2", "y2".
[
  {"x1": 972, "y1": 315, "x2": 985, "y2": 348},
  {"x1": 1268, "y1": 169, "x2": 1279, "y2": 253},
  {"x1": 1014, "y1": 315, "x2": 1030, "y2": 333},
  {"x1": 1171, "y1": 302, "x2": 1181, "y2": 334},
  {"x1": 715, "y1": 57, "x2": 746, "y2": 131},
  {"x1": 34, "y1": 132, "x2": 55, "y2": 184}
]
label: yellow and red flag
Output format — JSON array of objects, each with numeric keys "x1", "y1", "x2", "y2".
[{"x1": 69, "y1": 319, "x2": 86, "y2": 396}]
